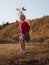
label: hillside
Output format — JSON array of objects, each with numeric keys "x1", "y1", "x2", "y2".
[
  {"x1": 30, "y1": 16, "x2": 49, "y2": 43},
  {"x1": 0, "y1": 22, "x2": 19, "y2": 42},
  {"x1": 0, "y1": 16, "x2": 49, "y2": 65},
  {"x1": 0, "y1": 15, "x2": 49, "y2": 43}
]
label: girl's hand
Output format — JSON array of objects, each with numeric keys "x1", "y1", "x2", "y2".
[{"x1": 19, "y1": 33, "x2": 23, "y2": 36}]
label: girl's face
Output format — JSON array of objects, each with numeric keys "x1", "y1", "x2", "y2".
[{"x1": 20, "y1": 14, "x2": 26, "y2": 21}]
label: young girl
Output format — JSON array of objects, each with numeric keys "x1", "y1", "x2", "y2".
[{"x1": 19, "y1": 13, "x2": 30, "y2": 54}]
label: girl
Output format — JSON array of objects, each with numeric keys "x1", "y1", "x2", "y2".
[{"x1": 19, "y1": 13, "x2": 30, "y2": 54}]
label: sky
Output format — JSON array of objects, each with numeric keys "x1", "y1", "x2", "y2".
[{"x1": 0, "y1": 0, "x2": 49, "y2": 25}]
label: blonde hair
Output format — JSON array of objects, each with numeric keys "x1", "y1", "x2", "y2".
[{"x1": 19, "y1": 12, "x2": 26, "y2": 20}]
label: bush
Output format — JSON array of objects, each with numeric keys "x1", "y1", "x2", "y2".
[
  {"x1": 0, "y1": 25, "x2": 2, "y2": 30},
  {"x1": 2, "y1": 22, "x2": 10, "y2": 28}
]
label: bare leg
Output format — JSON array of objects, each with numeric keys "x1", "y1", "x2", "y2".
[{"x1": 19, "y1": 39, "x2": 25, "y2": 52}]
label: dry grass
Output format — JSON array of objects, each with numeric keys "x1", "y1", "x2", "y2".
[
  {"x1": 0, "y1": 16, "x2": 49, "y2": 43},
  {"x1": 0, "y1": 42, "x2": 49, "y2": 65},
  {"x1": 0, "y1": 15, "x2": 49, "y2": 65}
]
